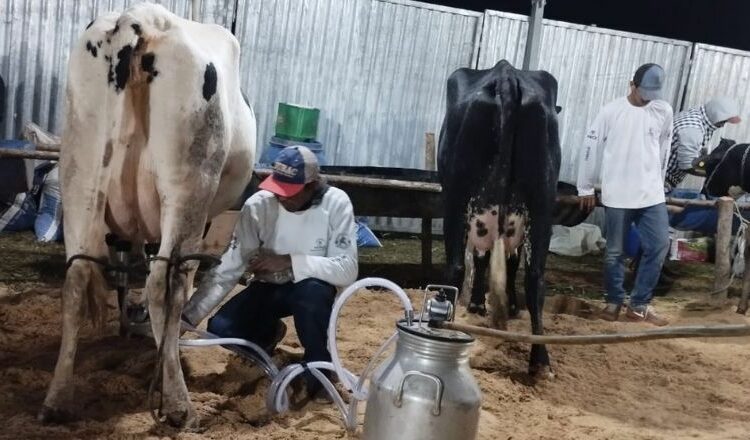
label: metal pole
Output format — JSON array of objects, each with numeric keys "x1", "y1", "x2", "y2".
[
  {"x1": 191, "y1": 0, "x2": 202, "y2": 21},
  {"x1": 522, "y1": 0, "x2": 546, "y2": 70}
]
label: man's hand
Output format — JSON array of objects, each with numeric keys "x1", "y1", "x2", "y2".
[
  {"x1": 248, "y1": 254, "x2": 292, "y2": 274},
  {"x1": 579, "y1": 194, "x2": 597, "y2": 212}
]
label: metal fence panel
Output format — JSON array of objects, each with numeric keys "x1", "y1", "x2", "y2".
[
  {"x1": 476, "y1": 10, "x2": 527, "y2": 68},
  {"x1": 477, "y1": 11, "x2": 692, "y2": 184},
  {"x1": 234, "y1": 0, "x2": 482, "y2": 168},
  {"x1": 683, "y1": 43, "x2": 750, "y2": 146},
  {"x1": 0, "y1": 0, "x2": 231, "y2": 140}
]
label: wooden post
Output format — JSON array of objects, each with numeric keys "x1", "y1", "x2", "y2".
[
  {"x1": 421, "y1": 133, "x2": 436, "y2": 276},
  {"x1": 421, "y1": 218, "x2": 432, "y2": 275},
  {"x1": 424, "y1": 132, "x2": 436, "y2": 171},
  {"x1": 738, "y1": 226, "x2": 750, "y2": 314},
  {"x1": 714, "y1": 196, "x2": 734, "y2": 299}
]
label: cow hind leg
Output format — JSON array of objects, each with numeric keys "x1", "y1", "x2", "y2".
[
  {"x1": 146, "y1": 200, "x2": 214, "y2": 428},
  {"x1": 459, "y1": 244, "x2": 474, "y2": 307},
  {"x1": 468, "y1": 251, "x2": 490, "y2": 315},
  {"x1": 39, "y1": 261, "x2": 95, "y2": 423},
  {"x1": 525, "y1": 222, "x2": 554, "y2": 380},
  {"x1": 488, "y1": 240, "x2": 509, "y2": 329},
  {"x1": 506, "y1": 252, "x2": 520, "y2": 318}
]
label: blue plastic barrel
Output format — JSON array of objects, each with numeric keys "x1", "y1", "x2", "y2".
[{"x1": 258, "y1": 136, "x2": 326, "y2": 166}]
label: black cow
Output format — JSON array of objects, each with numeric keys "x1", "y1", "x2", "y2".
[
  {"x1": 694, "y1": 138, "x2": 750, "y2": 197},
  {"x1": 438, "y1": 60, "x2": 562, "y2": 377}
]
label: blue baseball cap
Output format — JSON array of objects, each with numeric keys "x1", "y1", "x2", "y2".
[
  {"x1": 259, "y1": 146, "x2": 320, "y2": 197},
  {"x1": 633, "y1": 63, "x2": 665, "y2": 101}
]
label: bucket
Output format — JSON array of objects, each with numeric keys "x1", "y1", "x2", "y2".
[
  {"x1": 258, "y1": 136, "x2": 326, "y2": 166},
  {"x1": 275, "y1": 102, "x2": 320, "y2": 142}
]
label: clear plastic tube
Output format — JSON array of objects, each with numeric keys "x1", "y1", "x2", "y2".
[
  {"x1": 178, "y1": 329, "x2": 279, "y2": 377},
  {"x1": 181, "y1": 277, "x2": 413, "y2": 433},
  {"x1": 327, "y1": 277, "x2": 413, "y2": 399}
]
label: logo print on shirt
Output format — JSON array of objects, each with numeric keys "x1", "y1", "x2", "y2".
[
  {"x1": 334, "y1": 234, "x2": 351, "y2": 249},
  {"x1": 312, "y1": 238, "x2": 326, "y2": 251}
]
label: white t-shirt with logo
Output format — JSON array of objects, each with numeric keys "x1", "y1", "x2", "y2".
[
  {"x1": 197, "y1": 186, "x2": 358, "y2": 303},
  {"x1": 577, "y1": 96, "x2": 674, "y2": 209}
]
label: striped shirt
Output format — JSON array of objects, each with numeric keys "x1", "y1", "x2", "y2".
[{"x1": 664, "y1": 106, "x2": 717, "y2": 192}]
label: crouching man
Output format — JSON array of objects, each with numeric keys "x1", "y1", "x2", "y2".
[{"x1": 182, "y1": 145, "x2": 358, "y2": 398}]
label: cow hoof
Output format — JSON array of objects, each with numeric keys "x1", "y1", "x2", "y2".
[
  {"x1": 163, "y1": 408, "x2": 199, "y2": 429},
  {"x1": 38, "y1": 405, "x2": 76, "y2": 424},
  {"x1": 126, "y1": 304, "x2": 150, "y2": 323},
  {"x1": 529, "y1": 365, "x2": 555, "y2": 381},
  {"x1": 467, "y1": 303, "x2": 487, "y2": 316},
  {"x1": 508, "y1": 306, "x2": 520, "y2": 318}
]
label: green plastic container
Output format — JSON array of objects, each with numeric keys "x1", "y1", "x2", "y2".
[{"x1": 275, "y1": 102, "x2": 320, "y2": 142}]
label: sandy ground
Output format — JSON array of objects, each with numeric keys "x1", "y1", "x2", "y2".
[{"x1": 2, "y1": 233, "x2": 750, "y2": 439}]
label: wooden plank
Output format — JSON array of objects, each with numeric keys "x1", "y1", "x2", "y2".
[
  {"x1": 336, "y1": 184, "x2": 443, "y2": 218},
  {"x1": 0, "y1": 148, "x2": 59, "y2": 161},
  {"x1": 714, "y1": 196, "x2": 734, "y2": 298},
  {"x1": 253, "y1": 169, "x2": 442, "y2": 193}
]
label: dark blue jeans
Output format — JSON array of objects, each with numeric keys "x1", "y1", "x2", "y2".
[
  {"x1": 207, "y1": 278, "x2": 336, "y2": 364},
  {"x1": 604, "y1": 203, "x2": 669, "y2": 308}
]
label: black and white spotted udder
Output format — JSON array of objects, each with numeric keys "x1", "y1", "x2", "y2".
[{"x1": 466, "y1": 200, "x2": 527, "y2": 257}]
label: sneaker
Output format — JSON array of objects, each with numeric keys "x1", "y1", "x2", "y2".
[
  {"x1": 263, "y1": 321, "x2": 287, "y2": 355},
  {"x1": 625, "y1": 305, "x2": 669, "y2": 326},
  {"x1": 598, "y1": 303, "x2": 622, "y2": 321}
]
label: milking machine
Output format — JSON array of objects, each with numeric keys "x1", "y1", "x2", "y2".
[
  {"x1": 177, "y1": 277, "x2": 482, "y2": 439},
  {"x1": 105, "y1": 234, "x2": 152, "y2": 338}
]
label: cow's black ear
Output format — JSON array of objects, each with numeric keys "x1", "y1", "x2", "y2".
[{"x1": 555, "y1": 106, "x2": 562, "y2": 114}]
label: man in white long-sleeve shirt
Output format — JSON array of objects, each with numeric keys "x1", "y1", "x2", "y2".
[
  {"x1": 577, "y1": 63, "x2": 673, "y2": 326},
  {"x1": 182, "y1": 146, "x2": 358, "y2": 395}
]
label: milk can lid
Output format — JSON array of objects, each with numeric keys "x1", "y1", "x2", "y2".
[{"x1": 396, "y1": 319, "x2": 475, "y2": 343}]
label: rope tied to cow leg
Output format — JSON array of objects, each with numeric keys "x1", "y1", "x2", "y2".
[{"x1": 147, "y1": 251, "x2": 221, "y2": 427}]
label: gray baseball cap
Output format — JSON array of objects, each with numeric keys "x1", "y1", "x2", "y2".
[{"x1": 633, "y1": 63, "x2": 665, "y2": 101}]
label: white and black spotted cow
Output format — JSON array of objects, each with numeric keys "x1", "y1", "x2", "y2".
[
  {"x1": 438, "y1": 60, "x2": 563, "y2": 378},
  {"x1": 39, "y1": 4, "x2": 256, "y2": 428}
]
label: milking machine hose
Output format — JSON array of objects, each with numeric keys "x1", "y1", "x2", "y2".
[
  {"x1": 178, "y1": 322, "x2": 280, "y2": 378},
  {"x1": 179, "y1": 278, "x2": 414, "y2": 431},
  {"x1": 266, "y1": 277, "x2": 414, "y2": 431}
]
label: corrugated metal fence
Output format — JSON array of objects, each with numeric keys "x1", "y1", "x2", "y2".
[
  {"x1": 478, "y1": 11, "x2": 692, "y2": 183},
  {"x1": 234, "y1": 0, "x2": 481, "y2": 168},
  {"x1": 684, "y1": 43, "x2": 750, "y2": 144},
  {"x1": 3, "y1": 0, "x2": 750, "y2": 232},
  {"x1": 0, "y1": 0, "x2": 233, "y2": 140}
]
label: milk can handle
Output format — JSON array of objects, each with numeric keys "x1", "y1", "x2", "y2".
[{"x1": 393, "y1": 370, "x2": 444, "y2": 416}]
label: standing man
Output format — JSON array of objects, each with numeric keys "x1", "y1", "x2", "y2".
[
  {"x1": 577, "y1": 63, "x2": 673, "y2": 326},
  {"x1": 182, "y1": 145, "x2": 358, "y2": 398},
  {"x1": 664, "y1": 97, "x2": 742, "y2": 193}
]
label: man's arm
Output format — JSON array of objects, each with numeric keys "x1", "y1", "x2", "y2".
[
  {"x1": 660, "y1": 108, "x2": 675, "y2": 180},
  {"x1": 577, "y1": 111, "x2": 607, "y2": 195},
  {"x1": 673, "y1": 125, "x2": 703, "y2": 171},
  {"x1": 290, "y1": 191, "x2": 358, "y2": 287},
  {"x1": 181, "y1": 198, "x2": 263, "y2": 326},
  {"x1": 576, "y1": 109, "x2": 608, "y2": 210}
]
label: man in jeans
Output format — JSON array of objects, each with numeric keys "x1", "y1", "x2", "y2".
[
  {"x1": 182, "y1": 146, "x2": 358, "y2": 398},
  {"x1": 577, "y1": 63, "x2": 673, "y2": 326}
]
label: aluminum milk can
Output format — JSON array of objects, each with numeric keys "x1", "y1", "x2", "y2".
[{"x1": 362, "y1": 320, "x2": 481, "y2": 440}]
